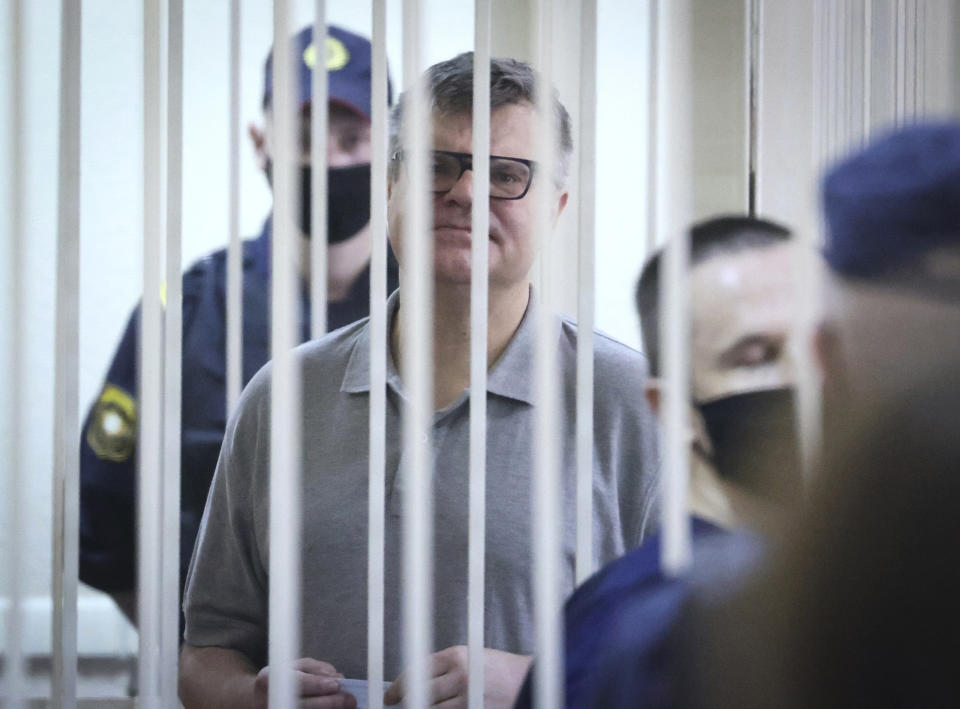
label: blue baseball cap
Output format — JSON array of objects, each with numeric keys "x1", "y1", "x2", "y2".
[
  {"x1": 822, "y1": 123, "x2": 960, "y2": 285},
  {"x1": 262, "y1": 24, "x2": 392, "y2": 120}
]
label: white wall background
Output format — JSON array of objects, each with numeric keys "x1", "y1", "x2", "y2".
[{"x1": 1, "y1": 0, "x2": 656, "y2": 660}]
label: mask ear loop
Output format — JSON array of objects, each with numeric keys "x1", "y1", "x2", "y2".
[
  {"x1": 688, "y1": 396, "x2": 715, "y2": 465},
  {"x1": 690, "y1": 439, "x2": 715, "y2": 468}
]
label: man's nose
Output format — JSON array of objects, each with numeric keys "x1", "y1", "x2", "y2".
[
  {"x1": 327, "y1": 145, "x2": 355, "y2": 168},
  {"x1": 443, "y1": 168, "x2": 474, "y2": 205}
]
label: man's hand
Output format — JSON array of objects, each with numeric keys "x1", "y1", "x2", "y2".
[
  {"x1": 253, "y1": 658, "x2": 357, "y2": 709},
  {"x1": 384, "y1": 646, "x2": 532, "y2": 708}
]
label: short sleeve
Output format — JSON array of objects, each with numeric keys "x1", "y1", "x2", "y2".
[
  {"x1": 78, "y1": 264, "x2": 212, "y2": 593},
  {"x1": 79, "y1": 307, "x2": 141, "y2": 591},
  {"x1": 181, "y1": 380, "x2": 270, "y2": 667}
]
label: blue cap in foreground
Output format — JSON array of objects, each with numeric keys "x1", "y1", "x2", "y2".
[{"x1": 822, "y1": 122, "x2": 960, "y2": 280}]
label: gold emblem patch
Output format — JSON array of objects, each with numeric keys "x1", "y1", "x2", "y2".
[
  {"x1": 303, "y1": 36, "x2": 350, "y2": 72},
  {"x1": 87, "y1": 383, "x2": 137, "y2": 462}
]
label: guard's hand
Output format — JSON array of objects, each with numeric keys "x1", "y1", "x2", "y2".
[
  {"x1": 384, "y1": 646, "x2": 532, "y2": 708},
  {"x1": 253, "y1": 657, "x2": 357, "y2": 709}
]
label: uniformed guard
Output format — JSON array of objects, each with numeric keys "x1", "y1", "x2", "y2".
[{"x1": 79, "y1": 24, "x2": 398, "y2": 628}]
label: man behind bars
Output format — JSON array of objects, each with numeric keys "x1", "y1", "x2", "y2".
[
  {"x1": 515, "y1": 215, "x2": 803, "y2": 708},
  {"x1": 179, "y1": 53, "x2": 659, "y2": 708},
  {"x1": 79, "y1": 25, "x2": 398, "y2": 626}
]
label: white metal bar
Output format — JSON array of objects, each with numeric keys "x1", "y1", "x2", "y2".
[
  {"x1": 849, "y1": 1, "x2": 857, "y2": 150},
  {"x1": 896, "y1": 0, "x2": 906, "y2": 124},
  {"x1": 311, "y1": 8, "x2": 329, "y2": 338},
  {"x1": 747, "y1": 0, "x2": 761, "y2": 215},
  {"x1": 838, "y1": 0, "x2": 849, "y2": 152},
  {"x1": 532, "y1": 1, "x2": 563, "y2": 707},
  {"x1": 269, "y1": 3, "x2": 302, "y2": 709},
  {"x1": 575, "y1": 0, "x2": 597, "y2": 587},
  {"x1": 138, "y1": 0, "x2": 164, "y2": 704},
  {"x1": 911, "y1": 0, "x2": 921, "y2": 118},
  {"x1": 401, "y1": 1, "x2": 433, "y2": 706},
  {"x1": 823, "y1": 0, "x2": 837, "y2": 163},
  {"x1": 820, "y1": 0, "x2": 836, "y2": 160},
  {"x1": 812, "y1": 0, "x2": 822, "y2": 163},
  {"x1": 51, "y1": 0, "x2": 81, "y2": 705},
  {"x1": 797, "y1": 0, "x2": 827, "y2": 486},
  {"x1": 657, "y1": 0, "x2": 694, "y2": 577},
  {"x1": 646, "y1": 0, "x2": 659, "y2": 253},
  {"x1": 468, "y1": 2, "x2": 491, "y2": 707},
  {"x1": 227, "y1": 0, "x2": 243, "y2": 413},
  {"x1": 162, "y1": 0, "x2": 184, "y2": 703},
  {"x1": 863, "y1": 0, "x2": 873, "y2": 142},
  {"x1": 367, "y1": 1, "x2": 388, "y2": 706},
  {"x1": 6, "y1": 1, "x2": 26, "y2": 705}
]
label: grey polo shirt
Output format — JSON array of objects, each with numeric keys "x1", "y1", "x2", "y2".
[{"x1": 183, "y1": 290, "x2": 660, "y2": 680}]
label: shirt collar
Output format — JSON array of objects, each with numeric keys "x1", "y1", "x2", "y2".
[
  {"x1": 250, "y1": 217, "x2": 272, "y2": 281},
  {"x1": 340, "y1": 288, "x2": 542, "y2": 406},
  {"x1": 341, "y1": 289, "x2": 404, "y2": 395},
  {"x1": 485, "y1": 291, "x2": 538, "y2": 405}
]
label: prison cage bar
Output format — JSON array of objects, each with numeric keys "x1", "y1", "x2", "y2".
[
  {"x1": 267, "y1": 3, "x2": 303, "y2": 709},
  {"x1": 137, "y1": 0, "x2": 165, "y2": 704},
  {"x1": 531, "y1": 0, "x2": 563, "y2": 705},
  {"x1": 227, "y1": 0, "x2": 244, "y2": 414},
  {"x1": 575, "y1": 0, "x2": 599, "y2": 590},
  {"x1": 400, "y1": 2, "x2": 434, "y2": 708},
  {"x1": 51, "y1": 0, "x2": 82, "y2": 706},
  {"x1": 311, "y1": 5, "x2": 329, "y2": 338},
  {"x1": 6, "y1": 0, "x2": 27, "y2": 706},
  {"x1": 161, "y1": 0, "x2": 185, "y2": 704},
  {"x1": 367, "y1": 3, "x2": 390, "y2": 707},
  {"x1": 467, "y1": 1, "x2": 492, "y2": 708},
  {"x1": 657, "y1": 0, "x2": 694, "y2": 578}
]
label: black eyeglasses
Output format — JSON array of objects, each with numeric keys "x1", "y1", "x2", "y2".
[{"x1": 391, "y1": 149, "x2": 537, "y2": 200}]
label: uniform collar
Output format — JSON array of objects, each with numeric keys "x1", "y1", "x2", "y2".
[
  {"x1": 250, "y1": 217, "x2": 272, "y2": 281},
  {"x1": 340, "y1": 288, "x2": 543, "y2": 406}
]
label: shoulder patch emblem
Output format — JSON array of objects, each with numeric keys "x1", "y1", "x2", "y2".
[{"x1": 87, "y1": 383, "x2": 138, "y2": 462}]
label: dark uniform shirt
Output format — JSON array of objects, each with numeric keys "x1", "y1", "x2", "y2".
[
  {"x1": 79, "y1": 219, "x2": 399, "y2": 596},
  {"x1": 514, "y1": 518, "x2": 763, "y2": 709}
]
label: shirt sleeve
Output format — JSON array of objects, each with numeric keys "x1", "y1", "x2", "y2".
[
  {"x1": 181, "y1": 380, "x2": 270, "y2": 667},
  {"x1": 78, "y1": 266, "x2": 210, "y2": 593},
  {"x1": 79, "y1": 307, "x2": 141, "y2": 592}
]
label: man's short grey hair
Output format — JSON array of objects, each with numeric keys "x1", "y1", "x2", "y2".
[{"x1": 388, "y1": 52, "x2": 573, "y2": 187}]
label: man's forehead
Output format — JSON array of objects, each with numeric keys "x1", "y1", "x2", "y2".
[
  {"x1": 430, "y1": 103, "x2": 536, "y2": 154},
  {"x1": 690, "y1": 245, "x2": 797, "y2": 339},
  {"x1": 691, "y1": 243, "x2": 795, "y2": 292}
]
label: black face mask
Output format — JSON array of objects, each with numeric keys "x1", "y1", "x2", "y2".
[
  {"x1": 265, "y1": 162, "x2": 371, "y2": 244},
  {"x1": 693, "y1": 388, "x2": 803, "y2": 504}
]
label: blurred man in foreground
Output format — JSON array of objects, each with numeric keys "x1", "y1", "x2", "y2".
[
  {"x1": 684, "y1": 123, "x2": 960, "y2": 707},
  {"x1": 591, "y1": 122, "x2": 960, "y2": 708}
]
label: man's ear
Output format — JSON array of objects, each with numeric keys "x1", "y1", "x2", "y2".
[
  {"x1": 552, "y1": 190, "x2": 569, "y2": 226},
  {"x1": 813, "y1": 321, "x2": 842, "y2": 384},
  {"x1": 248, "y1": 122, "x2": 268, "y2": 172},
  {"x1": 644, "y1": 379, "x2": 662, "y2": 417},
  {"x1": 814, "y1": 320, "x2": 854, "y2": 406}
]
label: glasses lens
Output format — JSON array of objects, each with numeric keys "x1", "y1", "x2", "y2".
[
  {"x1": 431, "y1": 152, "x2": 462, "y2": 192},
  {"x1": 490, "y1": 158, "x2": 531, "y2": 198}
]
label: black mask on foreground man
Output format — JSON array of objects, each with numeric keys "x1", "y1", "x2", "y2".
[{"x1": 694, "y1": 387, "x2": 802, "y2": 505}]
